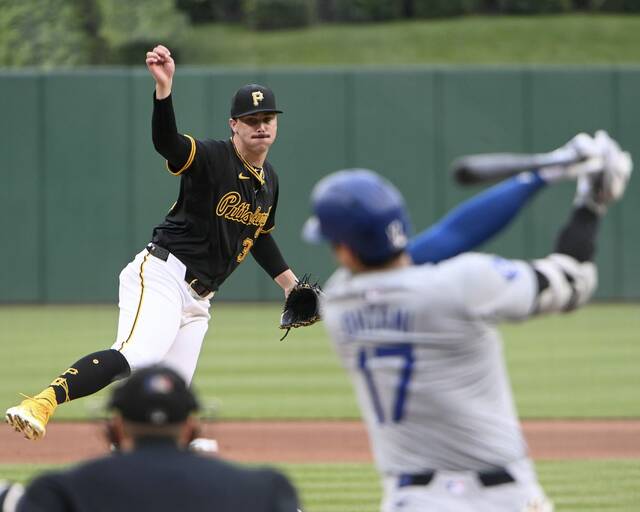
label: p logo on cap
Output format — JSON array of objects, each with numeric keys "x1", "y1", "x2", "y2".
[
  {"x1": 252, "y1": 91, "x2": 264, "y2": 106},
  {"x1": 230, "y1": 84, "x2": 282, "y2": 118}
]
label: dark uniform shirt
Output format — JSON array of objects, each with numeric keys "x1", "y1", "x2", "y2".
[
  {"x1": 150, "y1": 95, "x2": 288, "y2": 293},
  {"x1": 152, "y1": 137, "x2": 279, "y2": 291},
  {"x1": 18, "y1": 438, "x2": 300, "y2": 512}
]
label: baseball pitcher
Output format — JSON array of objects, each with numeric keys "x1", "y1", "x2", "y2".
[{"x1": 6, "y1": 44, "x2": 301, "y2": 440}]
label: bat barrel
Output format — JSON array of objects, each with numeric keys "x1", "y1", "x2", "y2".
[{"x1": 451, "y1": 151, "x2": 584, "y2": 185}]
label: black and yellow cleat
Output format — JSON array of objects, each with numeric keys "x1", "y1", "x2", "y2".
[{"x1": 5, "y1": 389, "x2": 57, "y2": 441}]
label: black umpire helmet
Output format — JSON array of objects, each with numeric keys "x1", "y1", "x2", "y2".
[
  {"x1": 230, "y1": 83, "x2": 283, "y2": 118},
  {"x1": 109, "y1": 365, "x2": 199, "y2": 425}
]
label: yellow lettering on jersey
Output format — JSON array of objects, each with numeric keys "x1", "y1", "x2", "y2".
[
  {"x1": 252, "y1": 91, "x2": 264, "y2": 106},
  {"x1": 216, "y1": 191, "x2": 271, "y2": 230},
  {"x1": 62, "y1": 368, "x2": 79, "y2": 376},
  {"x1": 237, "y1": 237, "x2": 254, "y2": 262}
]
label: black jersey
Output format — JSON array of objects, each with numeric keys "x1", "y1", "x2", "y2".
[{"x1": 152, "y1": 137, "x2": 279, "y2": 292}]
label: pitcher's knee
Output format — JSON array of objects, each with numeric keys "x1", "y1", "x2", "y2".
[{"x1": 117, "y1": 347, "x2": 165, "y2": 373}]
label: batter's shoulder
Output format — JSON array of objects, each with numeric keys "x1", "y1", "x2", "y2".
[
  {"x1": 415, "y1": 252, "x2": 491, "y2": 290},
  {"x1": 432, "y1": 252, "x2": 490, "y2": 272}
]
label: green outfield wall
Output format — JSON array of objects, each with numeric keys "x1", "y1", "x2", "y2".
[{"x1": 1, "y1": 67, "x2": 639, "y2": 302}]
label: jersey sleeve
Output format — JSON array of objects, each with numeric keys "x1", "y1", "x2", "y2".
[
  {"x1": 250, "y1": 233, "x2": 289, "y2": 278},
  {"x1": 152, "y1": 93, "x2": 212, "y2": 177},
  {"x1": 164, "y1": 134, "x2": 198, "y2": 175},
  {"x1": 169, "y1": 138, "x2": 228, "y2": 178},
  {"x1": 446, "y1": 253, "x2": 538, "y2": 322},
  {"x1": 408, "y1": 172, "x2": 546, "y2": 264},
  {"x1": 260, "y1": 172, "x2": 279, "y2": 235}
]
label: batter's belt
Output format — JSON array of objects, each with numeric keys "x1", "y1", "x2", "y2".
[
  {"x1": 398, "y1": 467, "x2": 515, "y2": 488},
  {"x1": 146, "y1": 243, "x2": 215, "y2": 300}
]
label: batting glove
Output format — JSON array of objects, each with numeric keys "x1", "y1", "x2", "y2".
[
  {"x1": 574, "y1": 130, "x2": 633, "y2": 214},
  {"x1": 539, "y1": 132, "x2": 603, "y2": 183}
]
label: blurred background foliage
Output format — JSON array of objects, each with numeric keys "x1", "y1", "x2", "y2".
[
  {"x1": 0, "y1": 0, "x2": 95, "y2": 66},
  {"x1": 1, "y1": 0, "x2": 640, "y2": 67},
  {"x1": 98, "y1": 0, "x2": 187, "y2": 64}
]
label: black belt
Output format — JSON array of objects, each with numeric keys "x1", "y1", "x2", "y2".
[
  {"x1": 398, "y1": 468, "x2": 515, "y2": 488},
  {"x1": 146, "y1": 243, "x2": 214, "y2": 299}
]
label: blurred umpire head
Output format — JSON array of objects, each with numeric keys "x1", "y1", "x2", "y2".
[
  {"x1": 107, "y1": 365, "x2": 200, "y2": 451},
  {"x1": 303, "y1": 169, "x2": 413, "y2": 272}
]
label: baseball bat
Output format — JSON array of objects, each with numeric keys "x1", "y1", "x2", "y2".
[{"x1": 451, "y1": 146, "x2": 589, "y2": 185}]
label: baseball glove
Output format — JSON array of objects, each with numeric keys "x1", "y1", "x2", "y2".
[{"x1": 280, "y1": 274, "x2": 322, "y2": 340}]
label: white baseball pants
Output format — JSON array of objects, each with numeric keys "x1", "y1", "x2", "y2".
[
  {"x1": 111, "y1": 248, "x2": 211, "y2": 384},
  {"x1": 381, "y1": 459, "x2": 553, "y2": 512}
]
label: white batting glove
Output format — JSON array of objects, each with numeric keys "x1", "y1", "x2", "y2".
[
  {"x1": 538, "y1": 132, "x2": 604, "y2": 183},
  {"x1": 574, "y1": 130, "x2": 633, "y2": 214}
]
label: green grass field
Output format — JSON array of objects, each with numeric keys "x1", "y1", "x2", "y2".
[
  {"x1": 2, "y1": 461, "x2": 639, "y2": 511},
  {"x1": 1, "y1": 303, "x2": 639, "y2": 510},
  {"x1": 1, "y1": 303, "x2": 638, "y2": 420},
  {"x1": 178, "y1": 15, "x2": 640, "y2": 66}
]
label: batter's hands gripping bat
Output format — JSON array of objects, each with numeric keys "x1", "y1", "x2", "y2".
[{"x1": 452, "y1": 133, "x2": 604, "y2": 185}]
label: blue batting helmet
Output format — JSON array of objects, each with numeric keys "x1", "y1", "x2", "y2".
[{"x1": 303, "y1": 169, "x2": 412, "y2": 265}]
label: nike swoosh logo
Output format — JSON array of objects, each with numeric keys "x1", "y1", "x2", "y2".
[{"x1": 238, "y1": 172, "x2": 251, "y2": 180}]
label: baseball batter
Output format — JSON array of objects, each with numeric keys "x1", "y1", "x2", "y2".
[
  {"x1": 6, "y1": 44, "x2": 299, "y2": 440},
  {"x1": 303, "y1": 134, "x2": 631, "y2": 511}
]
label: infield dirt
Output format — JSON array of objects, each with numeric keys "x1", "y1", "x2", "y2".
[{"x1": 2, "y1": 419, "x2": 640, "y2": 464}]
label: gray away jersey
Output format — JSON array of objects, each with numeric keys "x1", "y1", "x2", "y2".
[{"x1": 321, "y1": 253, "x2": 538, "y2": 476}]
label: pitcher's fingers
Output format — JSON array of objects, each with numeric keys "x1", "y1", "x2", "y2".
[
  {"x1": 146, "y1": 52, "x2": 160, "y2": 64},
  {"x1": 153, "y1": 45, "x2": 171, "y2": 58}
]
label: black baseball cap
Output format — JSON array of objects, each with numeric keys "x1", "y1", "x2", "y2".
[
  {"x1": 109, "y1": 366, "x2": 199, "y2": 425},
  {"x1": 230, "y1": 83, "x2": 283, "y2": 118}
]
